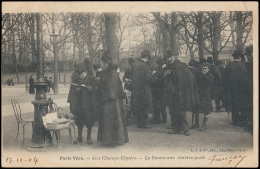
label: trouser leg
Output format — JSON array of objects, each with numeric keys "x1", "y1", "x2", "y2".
[
  {"x1": 77, "y1": 125, "x2": 83, "y2": 141},
  {"x1": 152, "y1": 99, "x2": 161, "y2": 123},
  {"x1": 169, "y1": 106, "x2": 175, "y2": 128},
  {"x1": 215, "y1": 97, "x2": 221, "y2": 111},
  {"x1": 180, "y1": 109, "x2": 189, "y2": 132},
  {"x1": 161, "y1": 107, "x2": 167, "y2": 123},
  {"x1": 231, "y1": 101, "x2": 239, "y2": 125}
]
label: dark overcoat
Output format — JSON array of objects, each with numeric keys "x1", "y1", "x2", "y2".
[
  {"x1": 197, "y1": 72, "x2": 214, "y2": 114},
  {"x1": 67, "y1": 73, "x2": 97, "y2": 127},
  {"x1": 131, "y1": 60, "x2": 153, "y2": 114},
  {"x1": 210, "y1": 65, "x2": 222, "y2": 99},
  {"x1": 97, "y1": 65, "x2": 129, "y2": 145},
  {"x1": 226, "y1": 61, "x2": 247, "y2": 109},
  {"x1": 164, "y1": 59, "x2": 200, "y2": 110}
]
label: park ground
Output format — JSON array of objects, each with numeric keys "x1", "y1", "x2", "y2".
[{"x1": 1, "y1": 84, "x2": 256, "y2": 167}]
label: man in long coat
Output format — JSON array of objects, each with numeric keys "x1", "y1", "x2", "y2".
[
  {"x1": 151, "y1": 58, "x2": 167, "y2": 124},
  {"x1": 164, "y1": 53, "x2": 199, "y2": 136},
  {"x1": 226, "y1": 50, "x2": 247, "y2": 126},
  {"x1": 132, "y1": 50, "x2": 153, "y2": 128}
]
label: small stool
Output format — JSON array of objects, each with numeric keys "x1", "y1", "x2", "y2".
[{"x1": 49, "y1": 126, "x2": 73, "y2": 146}]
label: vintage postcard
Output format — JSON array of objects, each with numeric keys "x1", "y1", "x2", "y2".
[{"x1": 1, "y1": 1, "x2": 258, "y2": 168}]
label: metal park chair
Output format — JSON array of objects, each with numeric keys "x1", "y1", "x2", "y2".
[
  {"x1": 40, "y1": 99, "x2": 78, "y2": 147},
  {"x1": 11, "y1": 99, "x2": 34, "y2": 144}
]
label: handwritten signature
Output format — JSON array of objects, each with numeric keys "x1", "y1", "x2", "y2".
[
  {"x1": 208, "y1": 154, "x2": 247, "y2": 167},
  {"x1": 5, "y1": 157, "x2": 38, "y2": 165}
]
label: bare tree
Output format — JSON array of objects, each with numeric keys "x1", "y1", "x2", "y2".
[{"x1": 104, "y1": 12, "x2": 118, "y2": 64}]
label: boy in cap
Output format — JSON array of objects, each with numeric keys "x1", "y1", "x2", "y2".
[
  {"x1": 67, "y1": 63, "x2": 97, "y2": 144},
  {"x1": 197, "y1": 62, "x2": 214, "y2": 130}
]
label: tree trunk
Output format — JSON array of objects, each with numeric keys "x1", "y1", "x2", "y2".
[
  {"x1": 72, "y1": 33, "x2": 76, "y2": 64},
  {"x1": 30, "y1": 13, "x2": 37, "y2": 63},
  {"x1": 170, "y1": 12, "x2": 178, "y2": 57},
  {"x1": 198, "y1": 12, "x2": 205, "y2": 60},
  {"x1": 212, "y1": 12, "x2": 221, "y2": 62},
  {"x1": 36, "y1": 13, "x2": 44, "y2": 76},
  {"x1": 104, "y1": 13, "x2": 118, "y2": 65},
  {"x1": 11, "y1": 24, "x2": 19, "y2": 84},
  {"x1": 229, "y1": 12, "x2": 236, "y2": 47},
  {"x1": 52, "y1": 13, "x2": 59, "y2": 94},
  {"x1": 235, "y1": 11, "x2": 243, "y2": 53},
  {"x1": 152, "y1": 13, "x2": 170, "y2": 56},
  {"x1": 18, "y1": 16, "x2": 23, "y2": 64}
]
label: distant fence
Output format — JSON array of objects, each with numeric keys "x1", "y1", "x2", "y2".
[{"x1": 2, "y1": 71, "x2": 74, "y2": 84}]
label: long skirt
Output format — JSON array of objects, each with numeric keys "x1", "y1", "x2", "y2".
[
  {"x1": 29, "y1": 84, "x2": 35, "y2": 94},
  {"x1": 97, "y1": 99, "x2": 129, "y2": 145}
]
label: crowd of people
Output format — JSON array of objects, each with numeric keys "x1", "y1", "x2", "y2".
[
  {"x1": 58, "y1": 45, "x2": 254, "y2": 146},
  {"x1": 122, "y1": 45, "x2": 253, "y2": 136}
]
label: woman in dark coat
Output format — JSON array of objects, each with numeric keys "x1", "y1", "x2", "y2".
[
  {"x1": 29, "y1": 75, "x2": 35, "y2": 94},
  {"x1": 67, "y1": 63, "x2": 97, "y2": 144},
  {"x1": 97, "y1": 51, "x2": 129, "y2": 146},
  {"x1": 197, "y1": 62, "x2": 214, "y2": 131}
]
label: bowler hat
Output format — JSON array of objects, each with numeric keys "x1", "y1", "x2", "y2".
[
  {"x1": 206, "y1": 57, "x2": 213, "y2": 64},
  {"x1": 201, "y1": 62, "x2": 211, "y2": 68},
  {"x1": 245, "y1": 45, "x2": 253, "y2": 56},
  {"x1": 75, "y1": 63, "x2": 87, "y2": 74},
  {"x1": 200, "y1": 58, "x2": 207, "y2": 63},
  {"x1": 141, "y1": 50, "x2": 151, "y2": 58},
  {"x1": 232, "y1": 50, "x2": 244, "y2": 58}
]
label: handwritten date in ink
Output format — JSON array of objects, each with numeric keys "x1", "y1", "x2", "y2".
[{"x1": 5, "y1": 157, "x2": 38, "y2": 165}]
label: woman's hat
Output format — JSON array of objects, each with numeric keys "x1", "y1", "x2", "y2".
[{"x1": 75, "y1": 63, "x2": 87, "y2": 74}]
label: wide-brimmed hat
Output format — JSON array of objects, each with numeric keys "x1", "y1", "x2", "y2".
[
  {"x1": 141, "y1": 50, "x2": 151, "y2": 58},
  {"x1": 232, "y1": 50, "x2": 244, "y2": 58},
  {"x1": 75, "y1": 63, "x2": 87, "y2": 74}
]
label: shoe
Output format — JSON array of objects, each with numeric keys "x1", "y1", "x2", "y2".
[
  {"x1": 168, "y1": 130, "x2": 181, "y2": 134},
  {"x1": 184, "y1": 131, "x2": 191, "y2": 136},
  {"x1": 87, "y1": 138, "x2": 93, "y2": 145},
  {"x1": 190, "y1": 123, "x2": 200, "y2": 129},
  {"x1": 77, "y1": 137, "x2": 83, "y2": 142}
]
